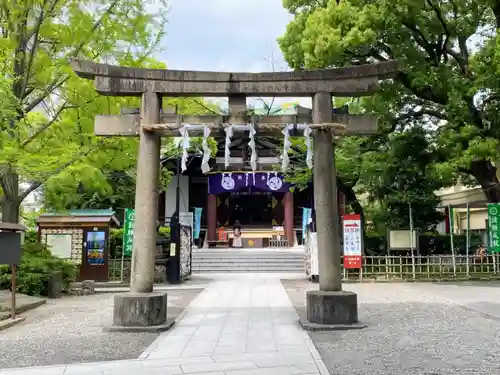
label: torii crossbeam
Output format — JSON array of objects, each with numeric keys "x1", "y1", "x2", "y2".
[{"x1": 71, "y1": 59, "x2": 399, "y2": 331}]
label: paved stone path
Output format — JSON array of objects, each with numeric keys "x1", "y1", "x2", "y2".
[{"x1": 0, "y1": 274, "x2": 326, "y2": 375}]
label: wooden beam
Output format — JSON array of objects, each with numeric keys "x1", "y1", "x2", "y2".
[
  {"x1": 70, "y1": 59, "x2": 400, "y2": 97},
  {"x1": 94, "y1": 76, "x2": 380, "y2": 97},
  {"x1": 72, "y1": 59, "x2": 399, "y2": 82},
  {"x1": 214, "y1": 156, "x2": 279, "y2": 165},
  {"x1": 94, "y1": 114, "x2": 378, "y2": 137}
]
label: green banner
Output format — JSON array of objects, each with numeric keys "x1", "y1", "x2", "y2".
[
  {"x1": 488, "y1": 203, "x2": 500, "y2": 252},
  {"x1": 122, "y1": 208, "x2": 135, "y2": 257}
]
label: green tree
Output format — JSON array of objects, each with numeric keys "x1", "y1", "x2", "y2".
[
  {"x1": 360, "y1": 127, "x2": 446, "y2": 233},
  {"x1": 285, "y1": 99, "x2": 450, "y2": 233},
  {"x1": 42, "y1": 97, "x2": 220, "y2": 211},
  {"x1": 279, "y1": 0, "x2": 500, "y2": 202},
  {"x1": 0, "y1": 0, "x2": 168, "y2": 222}
]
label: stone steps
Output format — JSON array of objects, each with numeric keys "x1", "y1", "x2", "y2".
[{"x1": 191, "y1": 249, "x2": 305, "y2": 273}]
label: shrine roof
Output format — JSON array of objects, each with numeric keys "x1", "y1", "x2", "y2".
[{"x1": 38, "y1": 209, "x2": 120, "y2": 225}]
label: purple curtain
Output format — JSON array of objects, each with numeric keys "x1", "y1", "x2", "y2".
[{"x1": 208, "y1": 172, "x2": 291, "y2": 194}]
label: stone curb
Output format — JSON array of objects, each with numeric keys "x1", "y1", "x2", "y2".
[
  {"x1": 0, "y1": 316, "x2": 26, "y2": 331},
  {"x1": 0, "y1": 299, "x2": 46, "y2": 321},
  {"x1": 103, "y1": 319, "x2": 175, "y2": 333},
  {"x1": 299, "y1": 318, "x2": 367, "y2": 331}
]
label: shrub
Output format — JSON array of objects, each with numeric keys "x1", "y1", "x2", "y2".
[
  {"x1": 0, "y1": 241, "x2": 77, "y2": 296},
  {"x1": 110, "y1": 228, "x2": 124, "y2": 258},
  {"x1": 24, "y1": 230, "x2": 38, "y2": 244},
  {"x1": 364, "y1": 232, "x2": 483, "y2": 256},
  {"x1": 110, "y1": 226, "x2": 171, "y2": 259}
]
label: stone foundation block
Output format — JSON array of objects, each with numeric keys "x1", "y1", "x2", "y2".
[
  {"x1": 109, "y1": 292, "x2": 169, "y2": 331},
  {"x1": 306, "y1": 290, "x2": 361, "y2": 326}
]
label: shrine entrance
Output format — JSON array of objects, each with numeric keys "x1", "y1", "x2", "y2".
[
  {"x1": 207, "y1": 172, "x2": 293, "y2": 244},
  {"x1": 229, "y1": 190, "x2": 274, "y2": 227},
  {"x1": 70, "y1": 58, "x2": 399, "y2": 330}
]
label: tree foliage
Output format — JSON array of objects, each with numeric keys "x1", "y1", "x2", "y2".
[
  {"x1": 360, "y1": 127, "x2": 446, "y2": 233},
  {"x1": 279, "y1": 0, "x2": 500, "y2": 202},
  {"x1": 0, "y1": 0, "x2": 168, "y2": 222},
  {"x1": 42, "y1": 96, "x2": 221, "y2": 212}
]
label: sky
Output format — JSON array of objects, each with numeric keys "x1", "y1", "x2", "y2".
[{"x1": 157, "y1": 0, "x2": 311, "y2": 108}]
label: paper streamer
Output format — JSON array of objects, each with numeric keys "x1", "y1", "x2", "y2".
[
  {"x1": 201, "y1": 125, "x2": 211, "y2": 174},
  {"x1": 178, "y1": 124, "x2": 191, "y2": 173},
  {"x1": 304, "y1": 125, "x2": 313, "y2": 169},
  {"x1": 245, "y1": 172, "x2": 256, "y2": 187},
  {"x1": 224, "y1": 125, "x2": 233, "y2": 168},
  {"x1": 248, "y1": 123, "x2": 257, "y2": 171},
  {"x1": 281, "y1": 124, "x2": 293, "y2": 172}
]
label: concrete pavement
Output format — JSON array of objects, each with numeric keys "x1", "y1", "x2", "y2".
[{"x1": 0, "y1": 274, "x2": 327, "y2": 375}]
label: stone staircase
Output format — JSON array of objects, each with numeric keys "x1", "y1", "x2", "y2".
[{"x1": 191, "y1": 248, "x2": 305, "y2": 273}]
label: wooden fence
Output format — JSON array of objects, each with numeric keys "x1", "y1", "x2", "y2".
[{"x1": 108, "y1": 254, "x2": 500, "y2": 282}]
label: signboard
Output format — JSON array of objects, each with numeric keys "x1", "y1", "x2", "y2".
[
  {"x1": 46, "y1": 234, "x2": 72, "y2": 259},
  {"x1": 0, "y1": 232, "x2": 22, "y2": 265},
  {"x1": 123, "y1": 208, "x2": 135, "y2": 257},
  {"x1": 86, "y1": 231, "x2": 105, "y2": 265},
  {"x1": 387, "y1": 230, "x2": 417, "y2": 250},
  {"x1": 342, "y1": 214, "x2": 363, "y2": 269},
  {"x1": 488, "y1": 203, "x2": 500, "y2": 252}
]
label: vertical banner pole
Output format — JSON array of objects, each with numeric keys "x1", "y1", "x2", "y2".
[
  {"x1": 120, "y1": 248, "x2": 125, "y2": 283},
  {"x1": 449, "y1": 205, "x2": 457, "y2": 276},
  {"x1": 11, "y1": 264, "x2": 16, "y2": 320},
  {"x1": 409, "y1": 203, "x2": 416, "y2": 280},
  {"x1": 466, "y1": 202, "x2": 470, "y2": 278}
]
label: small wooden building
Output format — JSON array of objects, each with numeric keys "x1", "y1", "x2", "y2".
[{"x1": 37, "y1": 209, "x2": 120, "y2": 282}]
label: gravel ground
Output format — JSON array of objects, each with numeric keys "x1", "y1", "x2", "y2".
[
  {"x1": 0, "y1": 288, "x2": 204, "y2": 369},
  {"x1": 282, "y1": 278, "x2": 500, "y2": 375}
]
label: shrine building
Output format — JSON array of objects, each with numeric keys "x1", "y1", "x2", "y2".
[{"x1": 159, "y1": 105, "x2": 346, "y2": 248}]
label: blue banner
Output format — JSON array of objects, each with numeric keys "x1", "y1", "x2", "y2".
[
  {"x1": 302, "y1": 208, "x2": 312, "y2": 239},
  {"x1": 193, "y1": 207, "x2": 203, "y2": 239}
]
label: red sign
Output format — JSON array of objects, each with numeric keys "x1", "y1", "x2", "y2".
[
  {"x1": 342, "y1": 214, "x2": 363, "y2": 269},
  {"x1": 344, "y1": 255, "x2": 362, "y2": 269}
]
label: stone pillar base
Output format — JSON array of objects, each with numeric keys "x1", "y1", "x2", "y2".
[
  {"x1": 300, "y1": 290, "x2": 367, "y2": 331},
  {"x1": 103, "y1": 292, "x2": 175, "y2": 333}
]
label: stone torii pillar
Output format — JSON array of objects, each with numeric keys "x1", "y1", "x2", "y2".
[
  {"x1": 70, "y1": 59, "x2": 399, "y2": 331},
  {"x1": 305, "y1": 92, "x2": 364, "y2": 329},
  {"x1": 113, "y1": 89, "x2": 169, "y2": 332}
]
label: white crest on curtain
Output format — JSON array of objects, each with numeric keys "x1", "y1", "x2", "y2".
[
  {"x1": 178, "y1": 124, "x2": 191, "y2": 173},
  {"x1": 304, "y1": 124, "x2": 313, "y2": 169},
  {"x1": 248, "y1": 123, "x2": 257, "y2": 171},
  {"x1": 201, "y1": 125, "x2": 211, "y2": 174},
  {"x1": 224, "y1": 125, "x2": 234, "y2": 168},
  {"x1": 281, "y1": 124, "x2": 294, "y2": 172}
]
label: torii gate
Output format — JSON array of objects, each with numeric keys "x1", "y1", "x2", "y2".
[{"x1": 71, "y1": 59, "x2": 398, "y2": 331}]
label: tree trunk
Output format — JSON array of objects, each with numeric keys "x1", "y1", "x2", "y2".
[
  {"x1": 489, "y1": 1, "x2": 500, "y2": 28},
  {"x1": 470, "y1": 160, "x2": 500, "y2": 202},
  {"x1": 0, "y1": 171, "x2": 20, "y2": 223}
]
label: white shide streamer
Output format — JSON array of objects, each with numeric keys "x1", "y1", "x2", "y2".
[
  {"x1": 178, "y1": 124, "x2": 191, "y2": 173},
  {"x1": 224, "y1": 125, "x2": 234, "y2": 168},
  {"x1": 281, "y1": 124, "x2": 293, "y2": 172},
  {"x1": 304, "y1": 124, "x2": 313, "y2": 169},
  {"x1": 201, "y1": 125, "x2": 211, "y2": 174},
  {"x1": 248, "y1": 123, "x2": 257, "y2": 171}
]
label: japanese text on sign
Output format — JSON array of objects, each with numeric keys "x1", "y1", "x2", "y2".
[
  {"x1": 343, "y1": 214, "x2": 363, "y2": 269},
  {"x1": 488, "y1": 204, "x2": 500, "y2": 252},
  {"x1": 123, "y1": 208, "x2": 135, "y2": 257}
]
